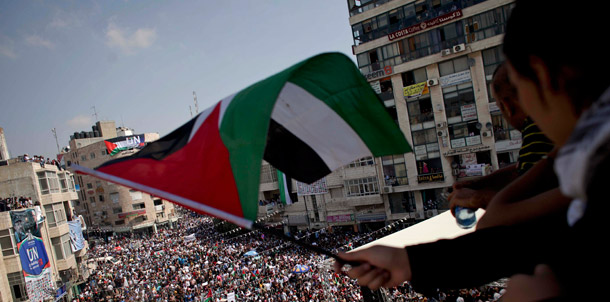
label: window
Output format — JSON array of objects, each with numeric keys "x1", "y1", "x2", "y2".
[
  {"x1": 37, "y1": 171, "x2": 59, "y2": 195},
  {"x1": 491, "y1": 113, "x2": 519, "y2": 142},
  {"x1": 80, "y1": 155, "x2": 87, "y2": 161},
  {"x1": 345, "y1": 177, "x2": 380, "y2": 197},
  {"x1": 374, "y1": 78, "x2": 398, "y2": 124},
  {"x1": 448, "y1": 121, "x2": 482, "y2": 148},
  {"x1": 133, "y1": 203, "x2": 145, "y2": 210},
  {"x1": 87, "y1": 183, "x2": 93, "y2": 189},
  {"x1": 44, "y1": 203, "x2": 67, "y2": 228},
  {"x1": 110, "y1": 192, "x2": 120, "y2": 204},
  {"x1": 260, "y1": 164, "x2": 278, "y2": 184},
  {"x1": 388, "y1": 192, "x2": 416, "y2": 214},
  {"x1": 382, "y1": 155, "x2": 408, "y2": 186},
  {"x1": 51, "y1": 233, "x2": 72, "y2": 260},
  {"x1": 417, "y1": 158, "x2": 443, "y2": 175},
  {"x1": 401, "y1": 68, "x2": 428, "y2": 87},
  {"x1": 443, "y1": 83, "x2": 476, "y2": 124},
  {"x1": 101, "y1": 149, "x2": 108, "y2": 156},
  {"x1": 482, "y1": 46, "x2": 505, "y2": 102},
  {"x1": 412, "y1": 128, "x2": 441, "y2": 166},
  {"x1": 112, "y1": 207, "x2": 122, "y2": 214},
  {"x1": 439, "y1": 56, "x2": 469, "y2": 76},
  {"x1": 407, "y1": 97, "x2": 434, "y2": 128},
  {"x1": 8, "y1": 272, "x2": 27, "y2": 301},
  {"x1": 90, "y1": 152, "x2": 95, "y2": 159},
  {"x1": 348, "y1": 156, "x2": 374, "y2": 168},
  {"x1": 0, "y1": 229, "x2": 16, "y2": 256},
  {"x1": 497, "y1": 150, "x2": 519, "y2": 168},
  {"x1": 98, "y1": 195, "x2": 104, "y2": 202},
  {"x1": 129, "y1": 190, "x2": 143, "y2": 201}
]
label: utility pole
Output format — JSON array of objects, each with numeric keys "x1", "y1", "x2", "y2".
[
  {"x1": 51, "y1": 128, "x2": 60, "y2": 154},
  {"x1": 91, "y1": 106, "x2": 99, "y2": 121},
  {"x1": 193, "y1": 91, "x2": 199, "y2": 115}
]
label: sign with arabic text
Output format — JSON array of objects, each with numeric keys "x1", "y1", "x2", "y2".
[{"x1": 388, "y1": 10, "x2": 463, "y2": 41}]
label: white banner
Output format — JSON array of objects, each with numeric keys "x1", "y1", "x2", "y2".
[
  {"x1": 296, "y1": 177, "x2": 328, "y2": 196},
  {"x1": 440, "y1": 70, "x2": 471, "y2": 87},
  {"x1": 25, "y1": 269, "x2": 53, "y2": 302},
  {"x1": 68, "y1": 219, "x2": 86, "y2": 252}
]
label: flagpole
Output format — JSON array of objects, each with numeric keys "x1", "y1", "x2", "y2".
[{"x1": 251, "y1": 223, "x2": 360, "y2": 266}]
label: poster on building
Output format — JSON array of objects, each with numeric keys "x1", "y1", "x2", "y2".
[
  {"x1": 403, "y1": 82, "x2": 429, "y2": 99},
  {"x1": 17, "y1": 236, "x2": 54, "y2": 302},
  {"x1": 68, "y1": 219, "x2": 86, "y2": 252},
  {"x1": 296, "y1": 177, "x2": 328, "y2": 196},
  {"x1": 10, "y1": 209, "x2": 41, "y2": 244},
  {"x1": 460, "y1": 104, "x2": 477, "y2": 121},
  {"x1": 461, "y1": 153, "x2": 478, "y2": 166}
]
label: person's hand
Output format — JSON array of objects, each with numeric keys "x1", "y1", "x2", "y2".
[
  {"x1": 333, "y1": 245, "x2": 411, "y2": 290},
  {"x1": 448, "y1": 187, "x2": 496, "y2": 216},
  {"x1": 500, "y1": 264, "x2": 562, "y2": 301}
]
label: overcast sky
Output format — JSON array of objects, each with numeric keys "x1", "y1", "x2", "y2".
[{"x1": 0, "y1": 0, "x2": 355, "y2": 159}]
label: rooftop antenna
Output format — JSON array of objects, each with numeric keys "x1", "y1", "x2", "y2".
[
  {"x1": 51, "y1": 128, "x2": 60, "y2": 154},
  {"x1": 91, "y1": 106, "x2": 99, "y2": 122},
  {"x1": 193, "y1": 91, "x2": 199, "y2": 115}
]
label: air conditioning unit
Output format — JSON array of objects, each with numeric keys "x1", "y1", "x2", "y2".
[
  {"x1": 383, "y1": 186, "x2": 394, "y2": 194},
  {"x1": 426, "y1": 210, "x2": 434, "y2": 218},
  {"x1": 427, "y1": 78, "x2": 439, "y2": 86},
  {"x1": 414, "y1": 212, "x2": 422, "y2": 219},
  {"x1": 452, "y1": 43, "x2": 466, "y2": 53},
  {"x1": 441, "y1": 48, "x2": 452, "y2": 56},
  {"x1": 482, "y1": 131, "x2": 493, "y2": 137},
  {"x1": 436, "y1": 122, "x2": 447, "y2": 128},
  {"x1": 437, "y1": 130, "x2": 447, "y2": 137}
]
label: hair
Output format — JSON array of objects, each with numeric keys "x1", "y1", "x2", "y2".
[
  {"x1": 503, "y1": 0, "x2": 610, "y2": 113},
  {"x1": 491, "y1": 63, "x2": 517, "y2": 104}
]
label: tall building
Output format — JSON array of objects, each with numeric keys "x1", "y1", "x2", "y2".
[
  {"x1": 0, "y1": 156, "x2": 87, "y2": 301},
  {"x1": 64, "y1": 121, "x2": 177, "y2": 233},
  {"x1": 258, "y1": 0, "x2": 518, "y2": 233}
]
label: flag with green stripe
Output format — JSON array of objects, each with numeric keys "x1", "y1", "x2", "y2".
[
  {"x1": 72, "y1": 52, "x2": 411, "y2": 229},
  {"x1": 276, "y1": 170, "x2": 292, "y2": 205}
]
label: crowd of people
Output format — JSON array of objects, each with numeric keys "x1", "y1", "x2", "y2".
[
  {"x1": 0, "y1": 196, "x2": 35, "y2": 212},
  {"x1": 77, "y1": 210, "x2": 505, "y2": 302},
  {"x1": 21, "y1": 153, "x2": 62, "y2": 169}
]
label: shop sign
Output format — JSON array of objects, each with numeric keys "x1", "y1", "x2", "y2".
[
  {"x1": 496, "y1": 139, "x2": 522, "y2": 152},
  {"x1": 363, "y1": 66, "x2": 393, "y2": 80},
  {"x1": 417, "y1": 172, "x2": 445, "y2": 183},
  {"x1": 327, "y1": 214, "x2": 354, "y2": 223},
  {"x1": 489, "y1": 102, "x2": 500, "y2": 112},
  {"x1": 404, "y1": 81, "x2": 430, "y2": 98},
  {"x1": 388, "y1": 10, "x2": 463, "y2": 41},
  {"x1": 465, "y1": 135, "x2": 481, "y2": 146},
  {"x1": 440, "y1": 70, "x2": 471, "y2": 87},
  {"x1": 370, "y1": 80, "x2": 382, "y2": 94},
  {"x1": 443, "y1": 145, "x2": 491, "y2": 156},
  {"x1": 356, "y1": 213, "x2": 387, "y2": 222}
]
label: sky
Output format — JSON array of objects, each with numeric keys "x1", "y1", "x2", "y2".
[{"x1": 0, "y1": 0, "x2": 355, "y2": 160}]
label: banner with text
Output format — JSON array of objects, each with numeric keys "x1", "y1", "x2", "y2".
[
  {"x1": 296, "y1": 177, "x2": 328, "y2": 196},
  {"x1": 17, "y1": 237, "x2": 54, "y2": 302}
]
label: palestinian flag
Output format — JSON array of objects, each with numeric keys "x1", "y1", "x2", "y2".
[
  {"x1": 104, "y1": 135, "x2": 146, "y2": 156},
  {"x1": 72, "y1": 53, "x2": 411, "y2": 229},
  {"x1": 276, "y1": 170, "x2": 293, "y2": 205}
]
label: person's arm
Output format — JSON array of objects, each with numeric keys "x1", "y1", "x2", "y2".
[
  {"x1": 334, "y1": 214, "x2": 568, "y2": 294},
  {"x1": 477, "y1": 188, "x2": 571, "y2": 230}
]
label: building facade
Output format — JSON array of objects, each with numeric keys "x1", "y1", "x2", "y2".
[
  {"x1": 0, "y1": 158, "x2": 87, "y2": 301},
  {"x1": 64, "y1": 121, "x2": 177, "y2": 233},
  {"x1": 258, "y1": 0, "x2": 518, "y2": 233},
  {"x1": 0, "y1": 127, "x2": 9, "y2": 162}
]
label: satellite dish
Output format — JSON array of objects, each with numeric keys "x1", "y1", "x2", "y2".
[{"x1": 475, "y1": 122, "x2": 482, "y2": 129}]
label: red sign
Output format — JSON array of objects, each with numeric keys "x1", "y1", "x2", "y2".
[
  {"x1": 118, "y1": 209, "x2": 146, "y2": 219},
  {"x1": 388, "y1": 10, "x2": 463, "y2": 41}
]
